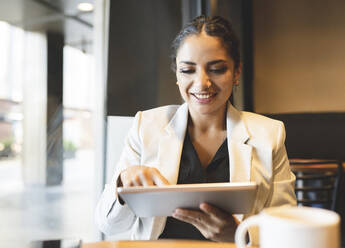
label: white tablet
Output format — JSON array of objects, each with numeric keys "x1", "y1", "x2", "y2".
[{"x1": 117, "y1": 182, "x2": 258, "y2": 217}]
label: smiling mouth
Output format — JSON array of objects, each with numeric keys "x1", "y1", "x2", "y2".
[
  {"x1": 191, "y1": 92, "x2": 217, "y2": 101},
  {"x1": 192, "y1": 92, "x2": 216, "y2": 98}
]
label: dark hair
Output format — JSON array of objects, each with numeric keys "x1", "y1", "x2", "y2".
[{"x1": 171, "y1": 15, "x2": 241, "y2": 72}]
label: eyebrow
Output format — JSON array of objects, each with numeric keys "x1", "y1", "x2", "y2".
[
  {"x1": 207, "y1": 60, "x2": 227, "y2": 65},
  {"x1": 179, "y1": 60, "x2": 226, "y2": 66},
  {"x1": 179, "y1": 61, "x2": 196, "y2": 65}
]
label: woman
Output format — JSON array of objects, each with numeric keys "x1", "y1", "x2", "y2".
[{"x1": 95, "y1": 16, "x2": 296, "y2": 245}]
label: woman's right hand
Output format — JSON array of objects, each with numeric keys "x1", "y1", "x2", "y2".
[{"x1": 119, "y1": 166, "x2": 170, "y2": 187}]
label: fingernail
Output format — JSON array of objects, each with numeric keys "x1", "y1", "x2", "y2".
[
  {"x1": 173, "y1": 213, "x2": 182, "y2": 219},
  {"x1": 175, "y1": 209, "x2": 182, "y2": 214}
]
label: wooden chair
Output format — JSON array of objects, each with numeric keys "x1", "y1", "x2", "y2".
[{"x1": 289, "y1": 159, "x2": 344, "y2": 211}]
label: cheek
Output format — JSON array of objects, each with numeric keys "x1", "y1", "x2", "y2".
[
  {"x1": 177, "y1": 86, "x2": 189, "y2": 102},
  {"x1": 177, "y1": 84, "x2": 188, "y2": 97},
  {"x1": 176, "y1": 73, "x2": 188, "y2": 84},
  {"x1": 222, "y1": 74, "x2": 235, "y2": 89},
  {"x1": 176, "y1": 75, "x2": 191, "y2": 92},
  {"x1": 224, "y1": 81, "x2": 234, "y2": 92},
  {"x1": 176, "y1": 81, "x2": 191, "y2": 102},
  {"x1": 215, "y1": 79, "x2": 234, "y2": 97}
]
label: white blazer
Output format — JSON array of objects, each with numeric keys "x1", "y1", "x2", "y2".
[{"x1": 95, "y1": 102, "x2": 296, "y2": 245}]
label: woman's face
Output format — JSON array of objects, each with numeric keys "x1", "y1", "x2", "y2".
[{"x1": 176, "y1": 33, "x2": 240, "y2": 118}]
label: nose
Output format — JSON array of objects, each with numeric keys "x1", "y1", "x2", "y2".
[{"x1": 194, "y1": 69, "x2": 211, "y2": 90}]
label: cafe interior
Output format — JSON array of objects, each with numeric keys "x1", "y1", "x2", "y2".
[{"x1": 0, "y1": 0, "x2": 344, "y2": 247}]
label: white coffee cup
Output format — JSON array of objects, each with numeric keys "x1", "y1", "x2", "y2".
[{"x1": 235, "y1": 206, "x2": 340, "y2": 248}]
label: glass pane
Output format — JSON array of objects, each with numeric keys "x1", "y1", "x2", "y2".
[{"x1": 0, "y1": 6, "x2": 99, "y2": 247}]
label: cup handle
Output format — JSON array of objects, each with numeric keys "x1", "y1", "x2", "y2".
[{"x1": 235, "y1": 215, "x2": 261, "y2": 248}]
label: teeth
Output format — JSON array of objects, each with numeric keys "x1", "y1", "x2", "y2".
[{"x1": 193, "y1": 93, "x2": 214, "y2": 99}]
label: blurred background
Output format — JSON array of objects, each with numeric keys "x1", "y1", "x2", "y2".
[{"x1": 0, "y1": 0, "x2": 344, "y2": 247}]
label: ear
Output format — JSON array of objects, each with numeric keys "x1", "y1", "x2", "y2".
[{"x1": 233, "y1": 64, "x2": 242, "y2": 85}]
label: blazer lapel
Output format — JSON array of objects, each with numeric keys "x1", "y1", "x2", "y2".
[
  {"x1": 151, "y1": 105, "x2": 188, "y2": 240},
  {"x1": 157, "y1": 103, "x2": 189, "y2": 184},
  {"x1": 226, "y1": 103, "x2": 252, "y2": 182},
  {"x1": 156, "y1": 102, "x2": 253, "y2": 184}
]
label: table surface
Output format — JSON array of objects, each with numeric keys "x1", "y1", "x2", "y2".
[{"x1": 82, "y1": 240, "x2": 254, "y2": 248}]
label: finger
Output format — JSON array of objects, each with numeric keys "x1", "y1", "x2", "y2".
[
  {"x1": 174, "y1": 208, "x2": 200, "y2": 217},
  {"x1": 120, "y1": 173, "x2": 131, "y2": 187},
  {"x1": 152, "y1": 175, "x2": 169, "y2": 186},
  {"x1": 132, "y1": 175, "x2": 142, "y2": 186},
  {"x1": 173, "y1": 210, "x2": 208, "y2": 230},
  {"x1": 174, "y1": 208, "x2": 211, "y2": 225},
  {"x1": 200, "y1": 203, "x2": 229, "y2": 221},
  {"x1": 123, "y1": 181, "x2": 131, "y2": 187},
  {"x1": 173, "y1": 213, "x2": 206, "y2": 228},
  {"x1": 152, "y1": 170, "x2": 170, "y2": 186},
  {"x1": 139, "y1": 172, "x2": 154, "y2": 186},
  {"x1": 121, "y1": 168, "x2": 142, "y2": 187}
]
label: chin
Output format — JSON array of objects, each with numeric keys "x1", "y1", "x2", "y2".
[{"x1": 189, "y1": 104, "x2": 225, "y2": 116}]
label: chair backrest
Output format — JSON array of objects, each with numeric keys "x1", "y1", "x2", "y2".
[
  {"x1": 290, "y1": 159, "x2": 343, "y2": 211},
  {"x1": 106, "y1": 116, "x2": 134, "y2": 184}
]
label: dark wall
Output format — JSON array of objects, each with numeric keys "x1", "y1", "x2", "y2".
[
  {"x1": 212, "y1": 0, "x2": 254, "y2": 111},
  {"x1": 107, "y1": 0, "x2": 182, "y2": 116},
  {"x1": 266, "y1": 113, "x2": 345, "y2": 161}
]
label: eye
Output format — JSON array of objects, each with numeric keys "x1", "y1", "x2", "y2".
[
  {"x1": 209, "y1": 67, "x2": 227, "y2": 74},
  {"x1": 179, "y1": 68, "x2": 195, "y2": 74}
]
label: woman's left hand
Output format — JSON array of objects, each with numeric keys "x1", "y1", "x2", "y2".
[{"x1": 172, "y1": 203, "x2": 238, "y2": 242}]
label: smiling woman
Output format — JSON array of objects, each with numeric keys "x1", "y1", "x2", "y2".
[{"x1": 95, "y1": 15, "x2": 296, "y2": 246}]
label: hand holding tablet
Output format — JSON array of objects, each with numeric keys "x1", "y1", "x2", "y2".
[{"x1": 117, "y1": 182, "x2": 258, "y2": 217}]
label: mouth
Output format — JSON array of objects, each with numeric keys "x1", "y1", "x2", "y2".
[{"x1": 190, "y1": 92, "x2": 217, "y2": 103}]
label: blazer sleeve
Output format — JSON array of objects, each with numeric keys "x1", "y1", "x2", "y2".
[
  {"x1": 265, "y1": 121, "x2": 297, "y2": 208},
  {"x1": 95, "y1": 111, "x2": 146, "y2": 238}
]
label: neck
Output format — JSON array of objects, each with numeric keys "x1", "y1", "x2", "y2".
[{"x1": 188, "y1": 104, "x2": 227, "y2": 134}]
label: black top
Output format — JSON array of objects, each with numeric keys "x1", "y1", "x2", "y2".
[{"x1": 159, "y1": 132, "x2": 230, "y2": 240}]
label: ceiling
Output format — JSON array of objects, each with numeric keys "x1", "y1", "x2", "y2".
[{"x1": 0, "y1": 0, "x2": 94, "y2": 53}]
